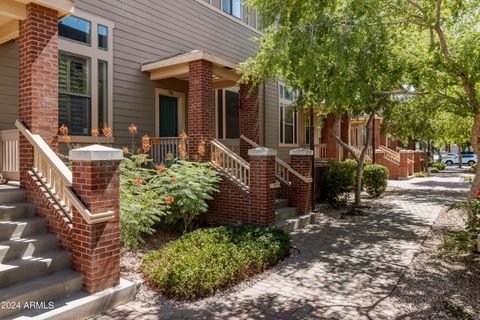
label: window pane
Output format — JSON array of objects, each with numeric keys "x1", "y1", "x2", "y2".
[
  {"x1": 69, "y1": 56, "x2": 89, "y2": 95},
  {"x1": 223, "y1": 0, "x2": 231, "y2": 14},
  {"x1": 59, "y1": 16, "x2": 91, "y2": 44},
  {"x1": 58, "y1": 55, "x2": 68, "y2": 92},
  {"x1": 59, "y1": 94, "x2": 92, "y2": 135},
  {"x1": 232, "y1": 0, "x2": 241, "y2": 18},
  {"x1": 225, "y1": 91, "x2": 240, "y2": 138},
  {"x1": 217, "y1": 90, "x2": 223, "y2": 139},
  {"x1": 285, "y1": 124, "x2": 294, "y2": 144},
  {"x1": 280, "y1": 104, "x2": 284, "y2": 144},
  {"x1": 98, "y1": 60, "x2": 108, "y2": 129},
  {"x1": 98, "y1": 24, "x2": 108, "y2": 50}
]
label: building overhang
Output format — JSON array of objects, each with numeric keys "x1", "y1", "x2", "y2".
[
  {"x1": 141, "y1": 50, "x2": 241, "y2": 89},
  {"x1": 0, "y1": 0, "x2": 74, "y2": 45}
]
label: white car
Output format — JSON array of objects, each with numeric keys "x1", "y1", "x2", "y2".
[{"x1": 442, "y1": 153, "x2": 477, "y2": 166}]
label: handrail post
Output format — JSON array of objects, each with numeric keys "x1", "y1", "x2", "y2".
[
  {"x1": 248, "y1": 147, "x2": 277, "y2": 225},
  {"x1": 289, "y1": 148, "x2": 314, "y2": 214},
  {"x1": 69, "y1": 145, "x2": 123, "y2": 293}
]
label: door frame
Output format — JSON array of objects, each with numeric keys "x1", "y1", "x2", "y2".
[
  {"x1": 214, "y1": 86, "x2": 239, "y2": 139},
  {"x1": 155, "y1": 88, "x2": 185, "y2": 137}
]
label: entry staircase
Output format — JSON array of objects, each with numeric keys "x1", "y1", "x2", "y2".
[
  {"x1": 212, "y1": 137, "x2": 316, "y2": 232},
  {"x1": 0, "y1": 186, "x2": 136, "y2": 319}
]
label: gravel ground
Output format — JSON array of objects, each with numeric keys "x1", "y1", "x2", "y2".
[{"x1": 388, "y1": 207, "x2": 480, "y2": 319}]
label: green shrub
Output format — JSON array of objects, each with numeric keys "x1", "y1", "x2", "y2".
[
  {"x1": 363, "y1": 164, "x2": 389, "y2": 197},
  {"x1": 142, "y1": 226, "x2": 291, "y2": 300},
  {"x1": 120, "y1": 154, "x2": 220, "y2": 248},
  {"x1": 323, "y1": 159, "x2": 356, "y2": 206},
  {"x1": 432, "y1": 162, "x2": 446, "y2": 170},
  {"x1": 470, "y1": 163, "x2": 477, "y2": 172},
  {"x1": 120, "y1": 154, "x2": 168, "y2": 248},
  {"x1": 153, "y1": 161, "x2": 221, "y2": 232},
  {"x1": 415, "y1": 171, "x2": 428, "y2": 177}
]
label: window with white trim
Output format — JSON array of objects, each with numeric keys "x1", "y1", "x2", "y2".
[
  {"x1": 58, "y1": 12, "x2": 114, "y2": 137},
  {"x1": 279, "y1": 83, "x2": 298, "y2": 145}
]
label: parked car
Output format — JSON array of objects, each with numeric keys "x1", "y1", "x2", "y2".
[{"x1": 442, "y1": 153, "x2": 477, "y2": 166}]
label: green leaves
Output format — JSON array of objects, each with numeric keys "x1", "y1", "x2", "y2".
[
  {"x1": 120, "y1": 155, "x2": 220, "y2": 248},
  {"x1": 142, "y1": 226, "x2": 291, "y2": 300}
]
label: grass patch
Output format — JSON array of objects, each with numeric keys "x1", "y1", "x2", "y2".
[
  {"x1": 439, "y1": 231, "x2": 478, "y2": 264},
  {"x1": 142, "y1": 225, "x2": 291, "y2": 300}
]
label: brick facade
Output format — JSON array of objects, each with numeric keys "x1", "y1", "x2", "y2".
[
  {"x1": 239, "y1": 83, "x2": 259, "y2": 160},
  {"x1": 18, "y1": 3, "x2": 59, "y2": 188},
  {"x1": 322, "y1": 114, "x2": 339, "y2": 160},
  {"x1": 340, "y1": 116, "x2": 351, "y2": 159},
  {"x1": 413, "y1": 150, "x2": 425, "y2": 172},
  {"x1": 71, "y1": 159, "x2": 121, "y2": 293},
  {"x1": 289, "y1": 150, "x2": 313, "y2": 214},
  {"x1": 188, "y1": 60, "x2": 213, "y2": 161},
  {"x1": 207, "y1": 149, "x2": 277, "y2": 226}
]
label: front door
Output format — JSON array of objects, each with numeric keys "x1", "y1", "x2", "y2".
[{"x1": 159, "y1": 95, "x2": 178, "y2": 137}]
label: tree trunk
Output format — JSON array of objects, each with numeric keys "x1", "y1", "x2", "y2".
[
  {"x1": 372, "y1": 117, "x2": 376, "y2": 164},
  {"x1": 355, "y1": 163, "x2": 363, "y2": 205},
  {"x1": 329, "y1": 112, "x2": 375, "y2": 206},
  {"x1": 309, "y1": 108, "x2": 315, "y2": 211},
  {"x1": 458, "y1": 145, "x2": 463, "y2": 168},
  {"x1": 469, "y1": 113, "x2": 480, "y2": 197}
]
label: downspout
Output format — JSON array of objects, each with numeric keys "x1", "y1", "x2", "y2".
[{"x1": 262, "y1": 83, "x2": 266, "y2": 145}]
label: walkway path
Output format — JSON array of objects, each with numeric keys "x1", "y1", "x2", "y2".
[{"x1": 99, "y1": 168, "x2": 470, "y2": 320}]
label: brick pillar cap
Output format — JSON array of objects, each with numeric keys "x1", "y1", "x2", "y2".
[
  {"x1": 289, "y1": 148, "x2": 313, "y2": 156},
  {"x1": 69, "y1": 144, "x2": 123, "y2": 161},
  {"x1": 375, "y1": 150, "x2": 385, "y2": 155},
  {"x1": 248, "y1": 147, "x2": 277, "y2": 157},
  {"x1": 413, "y1": 150, "x2": 424, "y2": 153}
]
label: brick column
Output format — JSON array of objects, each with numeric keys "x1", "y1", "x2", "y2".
[
  {"x1": 340, "y1": 116, "x2": 351, "y2": 159},
  {"x1": 248, "y1": 148, "x2": 277, "y2": 225},
  {"x1": 289, "y1": 148, "x2": 313, "y2": 214},
  {"x1": 69, "y1": 145, "x2": 123, "y2": 293},
  {"x1": 322, "y1": 114, "x2": 339, "y2": 160},
  {"x1": 18, "y1": 3, "x2": 59, "y2": 187},
  {"x1": 408, "y1": 138, "x2": 415, "y2": 150},
  {"x1": 413, "y1": 150, "x2": 424, "y2": 172},
  {"x1": 239, "y1": 83, "x2": 259, "y2": 160},
  {"x1": 399, "y1": 150, "x2": 410, "y2": 178},
  {"x1": 374, "y1": 120, "x2": 382, "y2": 149},
  {"x1": 188, "y1": 60, "x2": 213, "y2": 161}
]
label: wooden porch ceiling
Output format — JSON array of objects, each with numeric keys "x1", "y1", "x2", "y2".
[
  {"x1": 141, "y1": 50, "x2": 240, "y2": 89},
  {"x1": 0, "y1": 0, "x2": 74, "y2": 45}
]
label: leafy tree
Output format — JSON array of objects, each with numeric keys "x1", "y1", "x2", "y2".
[
  {"x1": 239, "y1": 0, "x2": 404, "y2": 205},
  {"x1": 387, "y1": 0, "x2": 480, "y2": 193}
]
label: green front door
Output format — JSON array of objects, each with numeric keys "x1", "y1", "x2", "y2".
[{"x1": 159, "y1": 95, "x2": 178, "y2": 137}]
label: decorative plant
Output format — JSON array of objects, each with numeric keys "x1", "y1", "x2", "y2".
[{"x1": 363, "y1": 164, "x2": 389, "y2": 197}]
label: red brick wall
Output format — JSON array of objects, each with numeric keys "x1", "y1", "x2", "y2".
[
  {"x1": 188, "y1": 60, "x2": 213, "y2": 161},
  {"x1": 289, "y1": 154, "x2": 312, "y2": 214},
  {"x1": 374, "y1": 119, "x2": 383, "y2": 149},
  {"x1": 375, "y1": 151, "x2": 400, "y2": 180},
  {"x1": 323, "y1": 114, "x2": 339, "y2": 160},
  {"x1": 18, "y1": 3, "x2": 59, "y2": 188},
  {"x1": 239, "y1": 83, "x2": 259, "y2": 160},
  {"x1": 413, "y1": 151, "x2": 425, "y2": 172},
  {"x1": 340, "y1": 116, "x2": 351, "y2": 159},
  {"x1": 71, "y1": 160, "x2": 121, "y2": 293},
  {"x1": 207, "y1": 154, "x2": 276, "y2": 226}
]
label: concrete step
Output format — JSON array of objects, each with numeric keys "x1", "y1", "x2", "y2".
[
  {"x1": 275, "y1": 198, "x2": 289, "y2": 209},
  {"x1": 0, "y1": 189, "x2": 25, "y2": 205},
  {"x1": 276, "y1": 213, "x2": 317, "y2": 233},
  {"x1": 10, "y1": 279, "x2": 138, "y2": 320},
  {"x1": 0, "y1": 270, "x2": 83, "y2": 319},
  {"x1": 275, "y1": 206, "x2": 298, "y2": 221},
  {"x1": 0, "y1": 251, "x2": 72, "y2": 289},
  {"x1": 0, "y1": 217, "x2": 47, "y2": 241},
  {"x1": 0, "y1": 233, "x2": 58, "y2": 263},
  {"x1": 0, "y1": 203, "x2": 36, "y2": 221}
]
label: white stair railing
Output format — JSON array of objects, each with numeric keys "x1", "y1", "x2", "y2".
[
  {"x1": 151, "y1": 137, "x2": 187, "y2": 163},
  {"x1": 0, "y1": 129, "x2": 19, "y2": 180},
  {"x1": 303, "y1": 143, "x2": 327, "y2": 160},
  {"x1": 240, "y1": 135, "x2": 312, "y2": 185},
  {"x1": 379, "y1": 145, "x2": 401, "y2": 166},
  {"x1": 211, "y1": 139, "x2": 250, "y2": 190},
  {"x1": 350, "y1": 145, "x2": 373, "y2": 164},
  {"x1": 16, "y1": 120, "x2": 114, "y2": 224}
]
